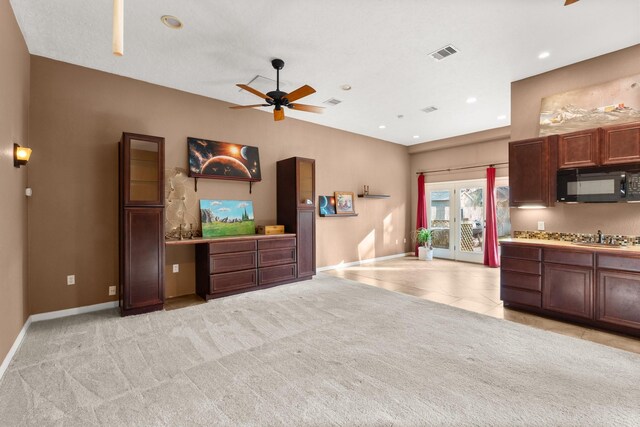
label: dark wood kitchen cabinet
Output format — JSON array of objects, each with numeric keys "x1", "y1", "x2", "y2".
[
  {"x1": 542, "y1": 248, "x2": 594, "y2": 320},
  {"x1": 557, "y1": 129, "x2": 600, "y2": 169},
  {"x1": 277, "y1": 157, "x2": 316, "y2": 279},
  {"x1": 500, "y1": 244, "x2": 542, "y2": 308},
  {"x1": 600, "y1": 121, "x2": 640, "y2": 165},
  {"x1": 596, "y1": 253, "x2": 640, "y2": 329},
  {"x1": 509, "y1": 135, "x2": 558, "y2": 207},
  {"x1": 501, "y1": 241, "x2": 640, "y2": 337},
  {"x1": 119, "y1": 132, "x2": 165, "y2": 316},
  {"x1": 555, "y1": 121, "x2": 640, "y2": 168}
]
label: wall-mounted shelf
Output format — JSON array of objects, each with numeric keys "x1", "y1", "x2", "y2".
[
  {"x1": 357, "y1": 194, "x2": 390, "y2": 199},
  {"x1": 319, "y1": 213, "x2": 359, "y2": 217}
]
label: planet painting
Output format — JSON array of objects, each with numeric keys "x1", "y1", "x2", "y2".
[
  {"x1": 318, "y1": 196, "x2": 336, "y2": 216},
  {"x1": 188, "y1": 137, "x2": 261, "y2": 180}
]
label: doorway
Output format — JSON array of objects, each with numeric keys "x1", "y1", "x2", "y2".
[{"x1": 427, "y1": 178, "x2": 510, "y2": 263}]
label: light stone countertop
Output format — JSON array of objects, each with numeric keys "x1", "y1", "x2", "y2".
[{"x1": 500, "y1": 238, "x2": 640, "y2": 254}]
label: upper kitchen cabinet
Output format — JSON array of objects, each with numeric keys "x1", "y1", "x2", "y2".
[
  {"x1": 509, "y1": 135, "x2": 558, "y2": 207},
  {"x1": 557, "y1": 129, "x2": 600, "y2": 169},
  {"x1": 600, "y1": 121, "x2": 640, "y2": 166}
]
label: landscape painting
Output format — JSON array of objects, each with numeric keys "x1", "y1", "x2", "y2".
[
  {"x1": 539, "y1": 74, "x2": 640, "y2": 136},
  {"x1": 200, "y1": 199, "x2": 255, "y2": 237},
  {"x1": 188, "y1": 137, "x2": 261, "y2": 181}
]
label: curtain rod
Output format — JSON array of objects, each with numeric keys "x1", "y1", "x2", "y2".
[{"x1": 416, "y1": 161, "x2": 508, "y2": 175}]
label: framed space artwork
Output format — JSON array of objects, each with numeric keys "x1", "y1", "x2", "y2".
[
  {"x1": 318, "y1": 195, "x2": 336, "y2": 216},
  {"x1": 188, "y1": 137, "x2": 261, "y2": 182}
]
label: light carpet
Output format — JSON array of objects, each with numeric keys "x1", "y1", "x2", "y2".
[{"x1": 1, "y1": 274, "x2": 639, "y2": 426}]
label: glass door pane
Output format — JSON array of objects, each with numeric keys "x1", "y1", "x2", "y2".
[
  {"x1": 457, "y1": 187, "x2": 484, "y2": 258},
  {"x1": 430, "y1": 190, "x2": 451, "y2": 249},
  {"x1": 129, "y1": 139, "x2": 159, "y2": 203},
  {"x1": 496, "y1": 185, "x2": 511, "y2": 239},
  {"x1": 429, "y1": 188, "x2": 453, "y2": 259}
]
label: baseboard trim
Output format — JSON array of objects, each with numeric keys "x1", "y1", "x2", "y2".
[
  {"x1": 0, "y1": 316, "x2": 32, "y2": 382},
  {"x1": 0, "y1": 300, "x2": 119, "y2": 382},
  {"x1": 317, "y1": 252, "x2": 411, "y2": 272},
  {"x1": 30, "y1": 301, "x2": 119, "y2": 323}
]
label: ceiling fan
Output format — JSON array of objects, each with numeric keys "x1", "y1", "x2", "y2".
[
  {"x1": 231, "y1": 59, "x2": 324, "y2": 121},
  {"x1": 564, "y1": 0, "x2": 580, "y2": 5}
]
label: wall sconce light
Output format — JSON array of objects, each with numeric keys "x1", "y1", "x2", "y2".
[{"x1": 14, "y1": 143, "x2": 32, "y2": 168}]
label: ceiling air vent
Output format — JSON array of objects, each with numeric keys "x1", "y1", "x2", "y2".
[
  {"x1": 323, "y1": 98, "x2": 342, "y2": 106},
  {"x1": 428, "y1": 45, "x2": 458, "y2": 61},
  {"x1": 421, "y1": 106, "x2": 438, "y2": 114}
]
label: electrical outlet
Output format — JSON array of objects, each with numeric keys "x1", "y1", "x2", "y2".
[
  {"x1": 108, "y1": 286, "x2": 116, "y2": 296},
  {"x1": 67, "y1": 275, "x2": 75, "y2": 285},
  {"x1": 172, "y1": 264, "x2": 179, "y2": 273},
  {"x1": 537, "y1": 221, "x2": 545, "y2": 231}
]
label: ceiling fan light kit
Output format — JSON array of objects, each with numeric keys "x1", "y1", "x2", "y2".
[
  {"x1": 232, "y1": 59, "x2": 324, "y2": 121},
  {"x1": 112, "y1": 0, "x2": 123, "y2": 56}
]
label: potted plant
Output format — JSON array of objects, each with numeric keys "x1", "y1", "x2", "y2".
[{"x1": 412, "y1": 227, "x2": 433, "y2": 260}]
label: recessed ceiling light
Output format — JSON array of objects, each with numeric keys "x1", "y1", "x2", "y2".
[
  {"x1": 466, "y1": 97, "x2": 477, "y2": 104},
  {"x1": 538, "y1": 51, "x2": 550, "y2": 59},
  {"x1": 413, "y1": 135, "x2": 420, "y2": 139},
  {"x1": 497, "y1": 115, "x2": 506, "y2": 120},
  {"x1": 161, "y1": 15, "x2": 183, "y2": 29},
  {"x1": 341, "y1": 84, "x2": 352, "y2": 91},
  {"x1": 379, "y1": 125, "x2": 386, "y2": 129}
]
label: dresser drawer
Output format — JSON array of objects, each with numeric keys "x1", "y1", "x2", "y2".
[
  {"x1": 501, "y1": 257, "x2": 541, "y2": 275},
  {"x1": 258, "y1": 237, "x2": 296, "y2": 250},
  {"x1": 259, "y1": 264, "x2": 297, "y2": 285},
  {"x1": 501, "y1": 287, "x2": 541, "y2": 308},
  {"x1": 597, "y1": 253, "x2": 640, "y2": 273},
  {"x1": 209, "y1": 251, "x2": 257, "y2": 274},
  {"x1": 258, "y1": 247, "x2": 296, "y2": 267},
  {"x1": 544, "y1": 249, "x2": 593, "y2": 267},
  {"x1": 501, "y1": 245, "x2": 542, "y2": 261},
  {"x1": 209, "y1": 240, "x2": 257, "y2": 254},
  {"x1": 500, "y1": 270, "x2": 541, "y2": 292},
  {"x1": 210, "y1": 269, "x2": 257, "y2": 293}
]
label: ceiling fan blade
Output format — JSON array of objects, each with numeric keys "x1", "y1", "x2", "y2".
[
  {"x1": 274, "y1": 108, "x2": 285, "y2": 121},
  {"x1": 289, "y1": 104, "x2": 324, "y2": 114},
  {"x1": 229, "y1": 104, "x2": 269, "y2": 109},
  {"x1": 564, "y1": 0, "x2": 579, "y2": 5},
  {"x1": 236, "y1": 84, "x2": 273, "y2": 100},
  {"x1": 284, "y1": 85, "x2": 316, "y2": 103}
]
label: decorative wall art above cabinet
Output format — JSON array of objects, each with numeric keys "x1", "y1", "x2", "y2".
[{"x1": 187, "y1": 137, "x2": 262, "y2": 192}]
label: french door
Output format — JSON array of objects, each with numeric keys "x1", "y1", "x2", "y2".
[{"x1": 426, "y1": 178, "x2": 509, "y2": 263}]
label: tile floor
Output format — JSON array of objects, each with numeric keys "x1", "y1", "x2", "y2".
[{"x1": 324, "y1": 256, "x2": 640, "y2": 355}]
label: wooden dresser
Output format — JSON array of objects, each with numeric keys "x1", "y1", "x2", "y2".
[{"x1": 188, "y1": 234, "x2": 298, "y2": 300}]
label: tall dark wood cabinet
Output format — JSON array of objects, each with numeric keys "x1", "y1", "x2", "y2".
[
  {"x1": 277, "y1": 157, "x2": 316, "y2": 279},
  {"x1": 508, "y1": 135, "x2": 558, "y2": 207},
  {"x1": 119, "y1": 132, "x2": 165, "y2": 316}
]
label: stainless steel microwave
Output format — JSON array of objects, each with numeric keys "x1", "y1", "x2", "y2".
[{"x1": 557, "y1": 168, "x2": 640, "y2": 203}]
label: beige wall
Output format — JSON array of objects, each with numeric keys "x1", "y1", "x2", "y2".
[
  {"x1": 28, "y1": 56, "x2": 411, "y2": 311},
  {"x1": 510, "y1": 44, "x2": 640, "y2": 235},
  {"x1": 409, "y1": 127, "x2": 510, "y2": 230},
  {"x1": 0, "y1": 0, "x2": 30, "y2": 363}
]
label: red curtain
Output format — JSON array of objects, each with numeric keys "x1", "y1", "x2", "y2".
[
  {"x1": 484, "y1": 167, "x2": 500, "y2": 267},
  {"x1": 416, "y1": 173, "x2": 427, "y2": 256}
]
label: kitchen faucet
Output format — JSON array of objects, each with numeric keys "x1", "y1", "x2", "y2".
[{"x1": 597, "y1": 230, "x2": 604, "y2": 244}]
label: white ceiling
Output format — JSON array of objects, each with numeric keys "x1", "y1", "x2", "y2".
[{"x1": 10, "y1": 0, "x2": 640, "y2": 146}]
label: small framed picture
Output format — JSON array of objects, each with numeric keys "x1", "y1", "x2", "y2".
[
  {"x1": 334, "y1": 191, "x2": 355, "y2": 214},
  {"x1": 319, "y1": 196, "x2": 337, "y2": 216}
]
